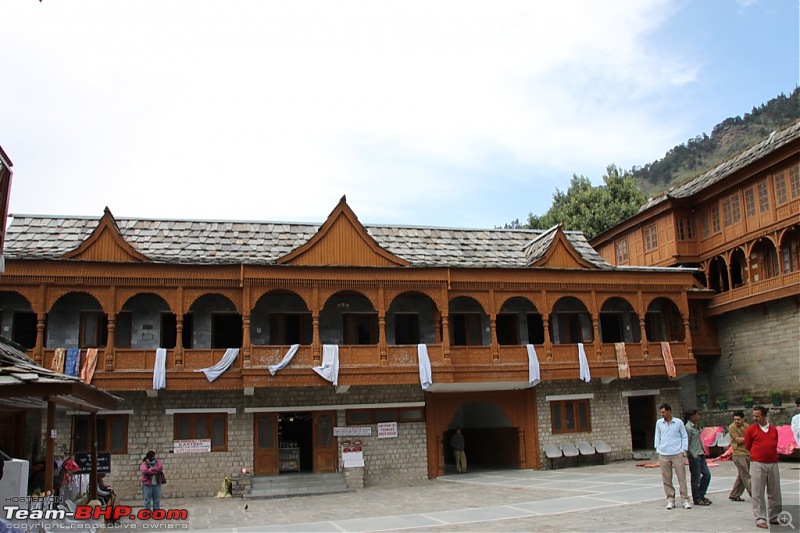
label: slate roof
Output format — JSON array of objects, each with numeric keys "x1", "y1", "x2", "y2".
[
  {"x1": 638, "y1": 121, "x2": 800, "y2": 213},
  {"x1": 4, "y1": 214, "x2": 616, "y2": 269}
]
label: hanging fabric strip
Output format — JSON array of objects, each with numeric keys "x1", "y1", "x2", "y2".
[
  {"x1": 80, "y1": 348, "x2": 99, "y2": 384},
  {"x1": 417, "y1": 344, "x2": 432, "y2": 390},
  {"x1": 51, "y1": 348, "x2": 66, "y2": 374},
  {"x1": 153, "y1": 347, "x2": 167, "y2": 390},
  {"x1": 65, "y1": 349, "x2": 80, "y2": 377},
  {"x1": 661, "y1": 341, "x2": 676, "y2": 378},
  {"x1": 614, "y1": 342, "x2": 630, "y2": 379},
  {"x1": 268, "y1": 344, "x2": 300, "y2": 376},
  {"x1": 196, "y1": 348, "x2": 240, "y2": 382},
  {"x1": 577, "y1": 343, "x2": 591, "y2": 383},
  {"x1": 526, "y1": 344, "x2": 541, "y2": 384},
  {"x1": 312, "y1": 344, "x2": 339, "y2": 386}
]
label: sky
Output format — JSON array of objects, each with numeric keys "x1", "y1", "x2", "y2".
[{"x1": 1, "y1": 0, "x2": 798, "y2": 229}]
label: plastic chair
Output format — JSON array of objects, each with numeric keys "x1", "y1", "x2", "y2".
[
  {"x1": 576, "y1": 440, "x2": 596, "y2": 456},
  {"x1": 543, "y1": 443, "x2": 563, "y2": 469},
  {"x1": 559, "y1": 442, "x2": 580, "y2": 466},
  {"x1": 592, "y1": 439, "x2": 612, "y2": 463}
]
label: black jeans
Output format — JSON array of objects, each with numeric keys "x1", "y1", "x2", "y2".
[{"x1": 688, "y1": 454, "x2": 711, "y2": 503}]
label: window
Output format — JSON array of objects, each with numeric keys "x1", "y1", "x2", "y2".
[
  {"x1": 711, "y1": 205, "x2": 721, "y2": 234},
  {"x1": 643, "y1": 225, "x2": 658, "y2": 251},
  {"x1": 496, "y1": 314, "x2": 520, "y2": 345},
  {"x1": 526, "y1": 314, "x2": 545, "y2": 344},
  {"x1": 343, "y1": 313, "x2": 378, "y2": 344},
  {"x1": 731, "y1": 194, "x2": 741, "y2": 223},
  {"x1": 550, "y1": 400, "x2": 591, "y2": 434},
  {"x1": 451, "y1": 313, "x2": 482, "y2": 346},
  {"x1": 269, "y1": 313, "x2": 312, "y2": 345},
  {"x1": 775, "y1": 173, "x2": 788, "y2": 205},
  {"x1": 790, "y1": 165, "x2": 800, "y2": 199},
  {"x1": 676, "y1": 218, "x2": 691, "y2": 241},
  {"x1": 757, "y1": 181, "x2": 770, "y2": 212},
  {"x1": 79, "y1": 311, "x2": 108, "y2": 348},
  {"x1": 394, "y1": 313, "x2": 420, "y2": 344},
  {"x1": 11, "y1": 311, "x2": 37, "y2": 350},
  {"x1": 73, "y1": 414, "x2": 128, "y2": 454},
  {"x1": 174, "y1": 413, "x2": 227, "y2": 451},
  {"x1": 555, "y1": 313, "x2": 590, "y2": 343},
  {"x1": 701, "y1": 212, "x2": 710, "y2": 238},
  {"x1": 160, "y1": 313, "x2": 194, "y2": 349},
  {"x1": 722, "y1": 197, "x2": 732, "y2": 227},
  {"x1": 114, "y1": 312, "x2": 132, "y2": 348},
  {"x1": 345, "y1": 407, "x2": 425, "y2": 425},
  {"x1": 744, "y1": 187, "x2": 756, "y2": 217},
  {"x1": 615, "y1": 239, "x2": 629, "y2": 263}
]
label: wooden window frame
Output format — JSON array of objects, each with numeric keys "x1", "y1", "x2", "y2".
[
  {"x1": 345, "y1": 407, "x2": 425, "y2": 425},
  {"x1": 394, "y1": 313, "x2": 420, "y2": 345},
  {"x1": 744, "y1": 187, "x2": 756, "y2": 217},
  {"x1": 790, "y1": 165, "x2": 800, "y2": 199},
  {"x1": 550, "y1": 399, "x2": 591, "y2": 434},
  {"x1": 269, "y1": 312, "x2": 312, "y2": 345},
  {"x1": 615, "y1": 239, "x2": 629, "y2": 263},
  {"x1": 701, "y1": 212, "x2": 710, "y2": 238},
  {"x1": 173, "y1": 413, "x2": 228, "y2": 452},
  {"x1": 496, "y1": 313, "x2": 520, "y2": 345},
  {"x1": 451, "y1": 313, "x2": 483, "y2": 346},
  {"x1": 79, "y1": 311, "x2": 107, "y2": 349},
  {"x1": 343, "y1": 313, "x2": 378, "y2": 345},
  {"x1": 643, "y1": 225, "x2": 658, "y2": 251},
  {"x1": 711, "y1": 205, "x2": 721, "y2": 234},
  {"x1": 73, "y1": 414, "x2": 129, "y2": 454},
  {"x1": 731, "y1": 194, "x2": 741, "y2": 223},
  {"x1": 775, "y1": 172, "x2": 788, "y2": 205},
  {"x1": 757, "y1": 181, "x2": 770, "y2": 213}
]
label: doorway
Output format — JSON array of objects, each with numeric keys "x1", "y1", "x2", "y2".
[
  {"x1": 278, "y1": 412, "x2": 313, "y2": 473},
  {"x1": 628, "y1": 396, "x2": 656, "y2": 451},
  {"x1": 253, "y1": 411, "x2": 337, "y2": 475}
]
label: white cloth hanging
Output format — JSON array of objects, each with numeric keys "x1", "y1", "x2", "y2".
[
  {"x1": 577, "y1": 343, "x2": 591, "y2": 383},
  {"x1": 153, "y1": 347, "x2": 167, "y2": 390},
  {"x1": 526, "y1": 344, "x2": 541, "y2": 384},
  {"x1": 196, "y1": 348, "x2": 240, "y2": 382},
  {"x1": 269, "y1": 344, "x2": 300, "y2": 376},
  {"x1": 313, "y1": 344, "x2": 339, "y2": 385},
  {"x1": 417, "y1": 344, "x2": 432, "y2": 390}
]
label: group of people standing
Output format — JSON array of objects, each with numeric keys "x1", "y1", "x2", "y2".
[{"x1": 656, "y1": 399, "x2": 799, "y2": 529}]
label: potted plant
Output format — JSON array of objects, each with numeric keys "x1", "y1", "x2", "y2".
[
  {"x1": 741, "y1": 394, "x2": 754, "y2": 408},
  {"x1": 697, "y1": 385, "x2": 709, "y2": 405},
  {"x1": 768, "y1": 390, "x2": 783, "y2": 407},
  {"x1": 716, "y1": 396, "x2": 728, "y2": 410}
]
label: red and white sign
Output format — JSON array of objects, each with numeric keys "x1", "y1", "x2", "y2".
[
  {"x1": 173, "y1": 439, "x2": 211, "y2": 453},
  {"x1": 377, "y1": 422, "x2": 397, "y2": 439}
]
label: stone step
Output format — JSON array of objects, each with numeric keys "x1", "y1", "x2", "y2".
[{"x1": 245, "y1": 473, "x2": 349, "y2": 499}]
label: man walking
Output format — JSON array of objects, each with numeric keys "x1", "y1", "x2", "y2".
[
  {"x1": 728, "y1": 410, "x2": 752, "y2": 502},
  {"x1": 684, "y1": 409, "x2": 711, "y2": 505},
  {"x1": 745, "y1": 406, "x2": 782, "y2": 529},
  {"x1": 654, "y1": 402, "x2": 691, "y2": 509},
  {"x1": 451, "y1": 427, "x2": 467, "y2": 474}
]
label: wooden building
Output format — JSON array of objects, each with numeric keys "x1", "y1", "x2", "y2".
[
  {"x1": 592, "y1": 121, "x2": 800, "y2": 405},
  {"x1": 0, "y1": 196, "x2": 701, "y2": 497}
]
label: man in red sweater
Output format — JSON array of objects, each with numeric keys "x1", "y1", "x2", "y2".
[{"x1": 744, "y1": 405, "x2": 782, "y2": 529}]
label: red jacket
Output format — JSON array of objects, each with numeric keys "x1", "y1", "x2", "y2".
[
  {"x1": 140, "y1": 459, "x2": 164, "y2": 485},
  {"x1": 744, "y1": 423, "x2": 779, "y2": 463}
]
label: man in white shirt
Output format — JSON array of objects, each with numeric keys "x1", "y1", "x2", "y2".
[
  {"x1": 654, "y1": 402, "x2": 691, "y2": 509},
  {"x1": 791, "y1": 398, "x2": 800, "y2": 448}
]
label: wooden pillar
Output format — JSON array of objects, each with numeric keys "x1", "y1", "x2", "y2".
[
  {"x1": 639, "y1": 318, "x2": 649, "y2": 358},
  {"x1": 89, "y1": 411, "x2": 98, "y2": 501},
  {"x1": 105, "y1": 313, "x2": 116, "y2": 371},
  {"x1": 35, "y1": 313, "x2": 46, "y2": 365},
  {"x1": 592, "y1": 318, "x2": 602, "y2": 359},
  {"x1": 175, "y1": 316, "x2": 184, "y2": 369},
  {"x1": 683, "y1": 320, "x2": 694, "y2": 359},
  {"x1": 378, "y1": 313, "x2": 387, "y2": 363},
  {"x1": 242, "y1": 314, "x2": 251, "y2": 368},
  {"x1": 490, "y1": 314, "x2": 498, "y2": 361},
  {"x1": 312, "y1": 314, "x2": 321, "y2": 365},
  {"x1": 543, "y1": 317, "x2": 552, "y2": 361},
  {"x1": 44, "y1": 400, "x2": 56, "y2": 492},
  {"x1": 441, "y1": 314, "x2": 450, "y2": 361}
]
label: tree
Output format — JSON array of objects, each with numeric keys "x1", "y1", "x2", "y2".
[{"x1": 526, "y1": 164, "x2": 646, "y2": 240}]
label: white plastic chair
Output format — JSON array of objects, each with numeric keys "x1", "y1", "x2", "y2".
[
  {"x1": 592, "y1": 439, "x2": 612, "y2": 463},
  {"x1": 543, "y1": 443, "x2": 563, "y2": 469},
  {"x1": 560, "y1": 442, "x2": 580, "y2": 466}
]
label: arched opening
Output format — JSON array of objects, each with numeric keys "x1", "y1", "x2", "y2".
[
  {"x1": 599, "y1": 297, "x2": 640, "y2": 343},
  {"x1": 0, "y1": 291, "x2": 36, "y2": 349},
  {"x1": 550, "y1": 297, "x2": 592, "y2": 344},
  {"x1": 498, "y1": 296, "x2": 543, "y2": 345},
  {"x1": 119, "y1": 293, "x2": 172, "y2": 349},
  {"x1": 386, "y1": 291, "x2": 439, "y2": 345},
  {"x1": 443, "y1": 401, "x2": 518, "y2": 473},
  {"x1": 448, "y1": 296, "x2": 489, "y2": 346},
  {"x1": 750, "y1": 239, "x2": 779, "y2": 281},
  {"x1": 780, "y1": 227, "x2": 800, "y2": 273},
  {"x1": 730, "y1": 248, "x2": 747, "y2": 289},
  {"x1": 47, "y1": 292, "x2": 104, "y2": 349},
  {"x1": 187, "y1": 294, "x2": 241, "y2": 349},
  {"x1": 321, "y1": 291, "x2": 376, "y2": 345},
  {"x1": 645, "y1": 298, "x2": 685, "y2": 342},
  {"x1": 251, "y1": 290, "x2": 311, "y2": 345},
  {"x1": 707, "y1": 256, "x2": 729, "y2": 292}
]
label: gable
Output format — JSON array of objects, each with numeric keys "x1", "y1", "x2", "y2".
[
  {"x1": 529, "y1": 230, "x2": 596, "y2": 269},
  {"x1": 277, "y1": 196, "x2": 409, "y2": 267},
  {"x1": 63, "y1": 207, "x2": 149, "y2": 263}
]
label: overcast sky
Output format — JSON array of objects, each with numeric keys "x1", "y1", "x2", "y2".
[{"x1": 1, "y1": 0, "x2": 798, "y2": 228}]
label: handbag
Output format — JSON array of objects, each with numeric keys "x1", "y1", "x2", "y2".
[{"x1": 158, "y1": 471, "x2": 167, "y2": 485}]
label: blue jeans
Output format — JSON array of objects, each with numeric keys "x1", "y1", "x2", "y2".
[
  {"x1": 688, "y1": 454, "x2": 711, "y2": 503},
  {"x1": 142, "y1": 483, "x2": 161, "y2": 511}
]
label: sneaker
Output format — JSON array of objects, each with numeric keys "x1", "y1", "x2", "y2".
[
  {"x1": 666, "y1": 501, "x2": 675, "y2": 510},
  {"x1": 683, "y1": 501, "x2": 692, "y2": 509}
]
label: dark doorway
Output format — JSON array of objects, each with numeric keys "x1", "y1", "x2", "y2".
[
  {"x1": 628, "y1": 396, "x2": 656, "y2": 451},
  {"x1": 12, "y1": 311, "x2": 37, "y2": 349},
  {"x1": 211, "y1": 313, "x2": 243, "y2": 348},
  {"x1": 600, "y1": 314, "x2": 623, "y2": 343},
  {"x1": 278, "y1": 412, "x2": 313, "y2": 473}
]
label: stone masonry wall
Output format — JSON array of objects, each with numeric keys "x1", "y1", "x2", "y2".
[
  {"x1": 535, "y1": 377, "x2": 683, "y2": 469},
  {"x1": 709, "y1": 297, "x2": 800, "y2": 404}
]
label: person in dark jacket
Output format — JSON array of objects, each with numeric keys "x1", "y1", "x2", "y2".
[{"x1": 450, "y1": 428, "x2": 467, "y2": 474}]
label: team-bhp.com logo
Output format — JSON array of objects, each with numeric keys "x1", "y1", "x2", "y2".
[{"x1": 4, "y1": 504, "x2": 188, "y2": 524}]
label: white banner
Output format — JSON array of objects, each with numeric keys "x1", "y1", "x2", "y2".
[
  {"x1": 173, "y1": 439, "x2": 212, "y2": 453},
  {"x1": 333, "y1": 426, "x2": 372, "y2": 437}
]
